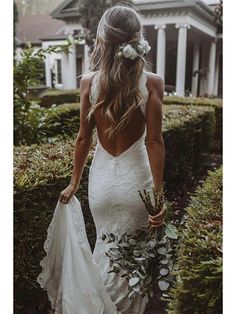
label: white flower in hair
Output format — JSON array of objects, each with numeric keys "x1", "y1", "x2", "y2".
[
  {"x1": 122, "y1": 44, "x2": 138, "y2": 60},
  {"x1": 136, "y1": 37, "x2": 151, "y2": 56},
  {"x1": 117, "y1": 37, "x2": 151, "y2": 60}
]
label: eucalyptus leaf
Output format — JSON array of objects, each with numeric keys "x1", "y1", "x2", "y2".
[
  {"x1": 164, "y1": 224, "x2": 178, "y2": 239},
  {"x1": 128, "y1": 291, "x2": 135, "y2": 299},
  {"x1": 128, "y1": 239, "x2": 136, "y2": 245},
  {"x1": 160, "y1": 259, "x2": 169, "y2": 265},
  {"x1": 140, "y1": 241, "x2": 147, "y2": 249},
  {"x1": 134, "y1": 257, "x2": 146, "y2": 262},
  {"x1": 148, "y1": 239, "x2": 157, "y2": 248},
  {"x1": 160, "y1": 268, "x2": 169, "y2": 276},
  {"x1": 129, "y1": 277, "x2": 140, "y2": 287},
  {"x1": 132, "y1": 284, "x2": 141, "y2": 292},
  {"x1": 158, "y1": 247, "x2": 167, "y2": 255},
  {"x1": 158, "y1": 279, "x2": 170, "y2": 291}
]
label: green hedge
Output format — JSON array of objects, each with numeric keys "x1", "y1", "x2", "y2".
[
  {"x1": 15, "y1": 103, "x2": 80, "y2": 146},
  {"x1": 167, "y1": 166, "x2": 222, "y2": 314},
  {"x1": 14, "y1": 104, "x2": 215, "y2": 312},
  {"x1": 163, "y1": 96, "x2": 222, "y2": 107},
  {"x1": 163, "y1": 96, "x2": 222, "y2": 153},
  {"x1": 40, "y1": 103, "x2": 80, "y2": 140},
  {"x1": 14, "y1": 142, "x2": 94, "y2": 313},
  {"x1": 163, "y1": 105, "x2": 215, "y2": 189},
  {"x1": 39, "y1": 89, "x2": 80, "y2": 107}
]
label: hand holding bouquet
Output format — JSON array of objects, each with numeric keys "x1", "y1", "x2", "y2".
[{"x1": 102, "y1": 185, "x2": 178, "y2": 299}]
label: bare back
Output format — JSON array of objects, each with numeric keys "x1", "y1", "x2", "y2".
[{"x1": 88, "y1": 71, "x2": 161, "y2": 157}]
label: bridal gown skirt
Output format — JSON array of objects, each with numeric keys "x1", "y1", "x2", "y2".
[
  {"x1": 37, "y1": 131, "x2": 153, "y2": 314},
  {"x1": 89, "y1": 131, "x2": 153, "y2": 313}
]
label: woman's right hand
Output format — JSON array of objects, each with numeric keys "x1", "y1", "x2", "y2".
[{"x1": 59, "y1": 183, "x2": 78, "y2": 204}]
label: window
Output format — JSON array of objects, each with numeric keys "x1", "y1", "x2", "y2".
[{"x1": 55, "y1": 59, "x2": 62, "y2": 85}]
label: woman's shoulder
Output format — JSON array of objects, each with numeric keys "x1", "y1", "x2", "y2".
[
  {"x1": 144, "y1": 71, "x2": 164, "y2": 94},
  {"x1": 144, "y1": 71, "x2": 163, "y2": 86},
  {"x1": 79, "y1": 71, "x2": 99, "y2": 95},
  {"x1": 81, "y1": 71, "x2": 98, "y2": 83}
]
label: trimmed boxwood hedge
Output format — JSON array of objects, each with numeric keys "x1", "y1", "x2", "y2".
[
  {"x1": 16, "y1": 103, "x2": 81, "y2": 146},
  {"x1": 167, "y1": 166, "x2": 222, "y2": 314},
  {"x1": 163, "y1": 96, "x2": 222, "y2": 153},
  {"x1": 163, "y1": 96, "x2": 222, "y2": 107},
  {"x1": 39, "y1": 89, "x2": 80, "y2": 107},
  {"x1": 40, "y1": 103, "x2": 80, "y2": 140},
  {"x1": 14, "y1": 104, "x2": 215, "y2": 312}
]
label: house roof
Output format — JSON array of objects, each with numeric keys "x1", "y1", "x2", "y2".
[
  {"x1": 51, "y1": 0, "x2": 81, "y2": 20},
  {"x1": 51, "y1": 0, "x2": 215, "y2": 21},
  {"x1": 16, "y1": 14, "x2": 65, "y2": 45}
]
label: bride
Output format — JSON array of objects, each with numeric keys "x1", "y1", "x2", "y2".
[{"x1": 37, "y1": 5, "x2": 165, "y2": 314}]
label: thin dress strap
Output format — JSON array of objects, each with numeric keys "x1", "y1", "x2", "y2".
[
  {"x1": 139, "y1": 71, "x2": 149, "y2": 117},
  {"x1": 89, "y1": 71, "x2": 100, "y2": 106}
]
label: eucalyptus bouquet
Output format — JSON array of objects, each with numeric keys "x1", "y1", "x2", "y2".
[{"x1": 102, "y1": 186, "x2": 178, "y2": 299}]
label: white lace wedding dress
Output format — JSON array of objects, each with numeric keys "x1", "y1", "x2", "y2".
[{"x1": 37, "y1": 71, "x2": 153, "y2": 314}]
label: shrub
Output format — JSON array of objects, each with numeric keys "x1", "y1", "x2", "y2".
[
  {"x1": 14, "y1": 141, "x2": 95, "y2": 312},
  {"x1": 40, "y1": 103, "x2": 80, "y2": 141},
  {"x1": 14, "y1": 103, "x2": 80, "y2": 146},
  {"x1": 14, "y1": 104, "x2": 215, "y2": 312},
  {"x1": 163, "y1": 96, "x2": 222, "y2": 153},
  {"x1": 167, "y1": 166, "x2": 222, "y2": 314},
  {"x1": 163, "y1": 105, "x2": 215, "y2": 189},
  {"x1": 14, "y1": 44, "x2": 70, "y2": 146},
  {"x1": 163, "y1": 96, "x2": 222, "y2": 107},
  {"x1": 39, "y1": 89, "x2": 80, "y2": 107}
]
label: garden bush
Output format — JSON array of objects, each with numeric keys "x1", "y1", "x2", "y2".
[
  {"x1": 39, "y1": 89, "x2": 80, "y2": 107},
  {"x1": 14, "y1": 102, "x2": 80, "y2": 146},
  {"x1": 14, "y1": 104, "x2": 215, "y2": 312},
  {"x1": 14, "y1": 141, "x2": 94, "y2": 312},
  {"x1": 14, "y1": 43, "x2": 70, "y2": 146},
  {"x1": 167, "y1": 166, "x2": 222, "y2": 314},
  {"x1": 163, "y1": 96, "x2": 222, "y2": 153},
  {"x1": 163, "y1": 105, "x2": 215, "y2": 189}
]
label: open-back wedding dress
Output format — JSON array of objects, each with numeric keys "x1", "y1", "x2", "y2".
[{"x1": 37, "y1": 71, "x2": 153, "y2": 314}]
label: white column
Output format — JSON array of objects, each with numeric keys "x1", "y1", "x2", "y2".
[
  {"x1": 83, "y1": 44, "x2": 89, "y2": 74},
  {"x1": 61, "y1": 51, "x2": 69, "y2": 89},
  {"x1": 191, "y1": 41, "x2": 200, "y2": 97},
  {"x1": 83, "y1": 44, "x2": 90, "y2": 74},
  {"x1": 207, "y1": 39, "x2": 217, "y2": 96},
  {"x1": 214, "y1": 51, "x2": 220, "y2": 96},
  {"x1": 68, "y1": 32, "x2": 77, "y2": 89},
  {"x1": 154, "y1": 24, "x2": 166, "y2": 82},
  {"x1": 175, "y1": 23, "x2": 190, "y2": 97},
  {"x1": 45, "y1": 53, "x2": 52, "y2": 88}
]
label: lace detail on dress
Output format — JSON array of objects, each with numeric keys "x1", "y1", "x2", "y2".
[{"x1": 89, "y1": 71, "x2": 149, "y2": 117}]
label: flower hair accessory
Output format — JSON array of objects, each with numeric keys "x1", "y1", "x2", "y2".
[{"x1": 116, "y1": 36, "x2": 151, "y2": 60}]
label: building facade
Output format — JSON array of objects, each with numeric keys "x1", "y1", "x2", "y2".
[{"x1": 17, "y1": 0, "x2": 223, "y2": 97}]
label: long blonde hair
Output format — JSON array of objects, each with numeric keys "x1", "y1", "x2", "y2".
[{"x1": 88, "y1": 5, "x2": 148, "y2": 138}]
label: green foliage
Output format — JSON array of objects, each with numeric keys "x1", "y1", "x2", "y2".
[
  {"x1": 14, "y1": 43, "x2": 71, "y2": 146},
  {"x1": 78, "y1": 0, "x2": 133, "y2": 45},
  {"x1": 14, "y1": 1, "x2": 18, "y2": 54},
  {"x1": 163, "y1": 96, "x2": 222, "y2": 154},
  {"x1": 102, "y1": 188, "x2": 178, "y2": 300},
  {"x1": 163, "y1": 105, "x2": 215, "y2": 190},
  {"x1": 14, "y1": 142, "x2": 95, "y2": 312},
  {"x1": 39, "y1": 89, "x2": 80, "y2": 107},
  {"x1": 163, "y1": 96, "x2": 222, "y2": 107},
  {"x1": 167, "y1": 167, "x2": 222, "y2": 314},
  {"x1": 14, "y1": 102, "x2": 80, "y2": 146}
]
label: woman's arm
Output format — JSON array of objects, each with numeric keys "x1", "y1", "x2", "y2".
[
  {"x1": 59, "y1": 74, "x2": 95, "y2": 204},
  {"x1": 146, "y1": 73, "x2": 166, "y2": 227}
]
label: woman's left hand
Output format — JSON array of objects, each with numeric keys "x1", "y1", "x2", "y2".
[{"x1": 148, "y1": 203, "x2": 166, "y2": 228}]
